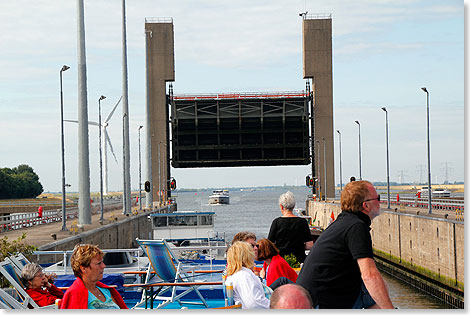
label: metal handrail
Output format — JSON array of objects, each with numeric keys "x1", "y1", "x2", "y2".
[
  {"x1": 0, "y1": 209, "x2": 79, "y2": 233},
  {"x1": 145, "y1": 17, "x2": 173, "y2": 23},
  {"x1": 174, "y1": 91, "x2": 308, "y2": 101},
  {"x1": 304, "y1": 13, "x2": 332, "y2": 20}
]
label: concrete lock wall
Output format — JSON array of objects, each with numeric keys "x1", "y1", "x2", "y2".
[{"x1": 307, "y1": 201, "x2": 464, "y2": 292}]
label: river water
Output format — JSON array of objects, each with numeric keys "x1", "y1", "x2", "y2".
[{"x1": 173, "y1": 186, "x2": 448, "y2": 309}]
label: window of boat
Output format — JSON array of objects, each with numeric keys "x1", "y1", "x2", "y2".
[
  {"x1": 153, "y1": 216, "x2": 168, "y2": 227},
  {"x1": 168, "y1": 215, "x2": 197, "y2": 226},
  {"x1": 199, "y1": 214, "x2": 213, "y2": 226}
]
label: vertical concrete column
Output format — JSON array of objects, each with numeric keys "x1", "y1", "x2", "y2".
[
  {"x1": 302, "y1": 16, "x2": 335, "y2": 199},
  {"x1": 145, "y1": 19, "x2": 175, "y2": 208}
]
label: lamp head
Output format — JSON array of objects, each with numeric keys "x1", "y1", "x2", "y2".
[
  {"x1": 99, "y1": 95, "x2": 106, "y2": 101},
  {"x1": 355, "y1": 120, "x2": 360, "y2": 125},
  {"x1": 336, "y1": 130, "x2": 340, "y2": 134},
  {"x1": 139, "y1": 125, "x2": 143, "y2": 130},
  {"x1": 421, "y1": 87, "x2": 428, "y2": 93},
  {"x1": 381, "y1": 107, "x2": 387, "y2": 112},
  {"x1": 61, "y1": 65, "x2": 70, "y2": 72}
]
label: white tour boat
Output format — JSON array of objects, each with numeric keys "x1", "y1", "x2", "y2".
[{"x1": 208, "y1": 190, "x2": 230, "y2": 205}]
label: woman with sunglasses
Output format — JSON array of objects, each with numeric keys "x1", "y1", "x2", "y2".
[
  {"x1": 60, "y1": 244, "x2": 128, "y2": 309},
  {"x1": 225, "y1": 241, "x2": 270, "y2": 309}
]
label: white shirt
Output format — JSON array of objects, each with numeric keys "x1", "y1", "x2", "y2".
[{"x1": 226, "y1": 267, "x2": 270, "y2": 309}]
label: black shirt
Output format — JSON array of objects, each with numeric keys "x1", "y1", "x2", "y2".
[
  {"x1": 296, "y1": 211, "x2": 373, "y2": 308},
  {"x1": 268, "y1": 216, "x2": 313, "y2": 263}
]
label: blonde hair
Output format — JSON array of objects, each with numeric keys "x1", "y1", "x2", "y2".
[
  {"x1": 226, "y1": 241, "x2": 254, "y2": 276},
  {"x1": 70, "y1": 244, "x2": 104, "y2": 278}
]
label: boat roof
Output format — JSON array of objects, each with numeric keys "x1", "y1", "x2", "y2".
[{"x1": 150, "y1": 211, "x2": 215, "y2": 217}]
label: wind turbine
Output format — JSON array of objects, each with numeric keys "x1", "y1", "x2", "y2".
[{"x1": 65, "y1": 96, "x2": 122, "y2": 195}]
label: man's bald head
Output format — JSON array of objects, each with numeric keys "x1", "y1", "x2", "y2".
[{"x1": 270, "y1": 284, "x2": 313, "y2": 309}]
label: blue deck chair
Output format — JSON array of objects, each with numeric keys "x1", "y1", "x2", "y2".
[
  {"x1": 9, "y1": 253, "x2": 31, "y2": 272},
  {"x1": 0, "y1": 260, "x2": 55, "y2": 309},
  {"x1": 126, "y1": 239, "x2": 222, "y2": 309},
  {"x1": 0, "y1": 288, "x2": 27, "y2": 309}
]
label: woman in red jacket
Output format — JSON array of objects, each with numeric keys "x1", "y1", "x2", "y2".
[
  {"x1": 21, "y1": 263, "x2": 63, "y2": 307},
  {"x1": 256, "y1": 238, "x2": 298, "y2": 290},
  {"x1": 60, "y1": 244, "x2": 128, "y2": 309}
]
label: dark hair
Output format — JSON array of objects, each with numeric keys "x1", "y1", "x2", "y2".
[
  {"x1": 256, "y1": 238, "x2": 279, "y2": 261},
  {"x1": 341, "y1": 180, "x2": 372, "y2": 213}
]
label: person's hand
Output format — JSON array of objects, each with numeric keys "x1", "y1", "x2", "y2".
[
  {"x1": 259, "y1": 268, "x2": 266, "y2": 279},
  {"x1": 45, "y1": 272, "x2": 57, "y2": 284}
]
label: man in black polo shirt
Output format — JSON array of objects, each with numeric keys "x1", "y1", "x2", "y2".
[{"x1": 296, "y1": 180, "x2": 394, "y2": 309}]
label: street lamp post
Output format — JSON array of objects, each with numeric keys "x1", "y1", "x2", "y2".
[
  {"x1": 421, "y1": 87, "x2": 432, "y2": 214},
  {"x1": 382, "y1": 107, "x2": 391, "y2": 209},
  {"x1": 60, "y1": 65, "x2": 70, "y2": 231},
  {"x1": 355, "y1": 120, "x2": 362, "y2": 180},
  {"x1": 98, "y1": 95, "x2": 106, "y2": 223},
  {"x1": 138, "y1": 125, "x2": 143, "y2": 212},
  {"x1": 322, "y1": 137, "x2": 327, "y2": 200},
  {"x1": 336, "y1": 130, "x2": 342, "y2": 194}
]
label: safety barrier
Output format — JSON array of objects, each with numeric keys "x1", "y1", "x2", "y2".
[{"x1": 0, "y1": 209, "x2": 79, "y2": 233}]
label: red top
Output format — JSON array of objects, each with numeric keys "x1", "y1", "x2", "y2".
[
  {"x1": 263, "y1": 254, "x2": 298, "y2": 287},
  {"x1": 60, "y1": 277, "x2": 128, "y2": 309},
  {"x1": 26, "y1": 284, "x2": 64, "y2": 307}
]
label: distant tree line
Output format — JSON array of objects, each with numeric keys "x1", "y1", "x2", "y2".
[{"x1": 0, "y1": 165, "x2": 43, "y2": 199}]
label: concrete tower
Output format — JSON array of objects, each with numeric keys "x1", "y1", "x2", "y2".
[
  {"x1": 302, "y1": 15, "x2": 335, "y2": 198},
  {"x1": 145, "y1": 19, "x2": 175, "y2": 208}
]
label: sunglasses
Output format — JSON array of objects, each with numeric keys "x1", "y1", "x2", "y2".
[
  {"x1": 251, "y1": 244, "x2": 259, "y2": 248},
  {"x1": 364, "y1": 195, "x2": 380, "y2": 202}
]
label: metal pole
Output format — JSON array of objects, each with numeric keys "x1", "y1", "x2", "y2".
[
  {"x1": 322, "y1": 137, "x2": 327, "y2": 200},
  {"x1": 121, "y1": 0, "x2": 131, "y2": 215},
  {"x1": 122, "y1": 113, "x2": 128, "y2": 215},
  {"x1": 158, "y1": 142, "x2": 161, "y2": 205},
  {"x1": 336, "y1": 130, "x2": 342, "y2": 194},
  {"x1": 316, "y1": 140, "x2": 321, "y2": 199},
  {"x1": 99, "y1": 95, "x2": 106, "y2": 223},
  {"x1": 144, "y1": 29, "x2": 153, "y2": 210},
  {"x1": 355, "y1": 120, "x2": 362, "y2": 180},
  {"x1": 382, "y1": 107, "x2": 391, "y2": 209},
  {"x1": 60, "y1": 65, "x2": 70, "y2": 231},
  {"x1": 422, "y1": 87, "x2": 432, "y2": 214},
  {"x1": 138, "y1": 125, "x2": 143, "y2": 212},
  {"x1": 77, "y1": 0, "x2": 91, "y2": 226}
]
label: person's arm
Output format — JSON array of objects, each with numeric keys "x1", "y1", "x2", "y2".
[
  {"x1": 304, "y1": 241, "x2": 314, "y2": 250},
  {"x1": 357, "y1": 257, "x2": 394, "y2": 309}
]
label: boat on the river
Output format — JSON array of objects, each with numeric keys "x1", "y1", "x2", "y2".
[
  {"x1": 208, "y1": 190, "x2": 230, "y2": 205},
  {"x1": 432, "y1": 188, "x2": 451, "y2": 198},
  {"x1": 419, "y1": 186, "x2": 452, "y2": 198}
]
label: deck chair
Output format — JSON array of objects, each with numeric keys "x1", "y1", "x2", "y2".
[
  {"x1": 125, "y1": 239, "x2": 222, "y2": 309},
  {"x1": 0, "y1": 260, "x2": 55, "y2": 309},
  {"x1": 9, "y1": 253, "x2": 31, "y2": 272},
  {"x1": 0, "y1": 288, "x2": 27, "y2": 309}
]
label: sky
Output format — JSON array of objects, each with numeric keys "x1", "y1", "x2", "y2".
[{"x1": 0, "y1": 0, "x2": 465, "y2": 192}]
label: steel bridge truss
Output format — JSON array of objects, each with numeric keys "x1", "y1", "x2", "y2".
[{"x1": 171, "y1": 92, "x2": 310, "y2": 168}]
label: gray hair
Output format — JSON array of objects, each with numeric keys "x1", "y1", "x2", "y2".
[
  {"x1": 279, "y1": 191, "x2": 295, "y2": 210},
  {"x1": 21, "y1": 263, "x2": 42, "y2": 285}
]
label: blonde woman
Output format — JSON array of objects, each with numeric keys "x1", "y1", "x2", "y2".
[{"x1": 225, "y1": 241, "x2": 269, "y2": 309}]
